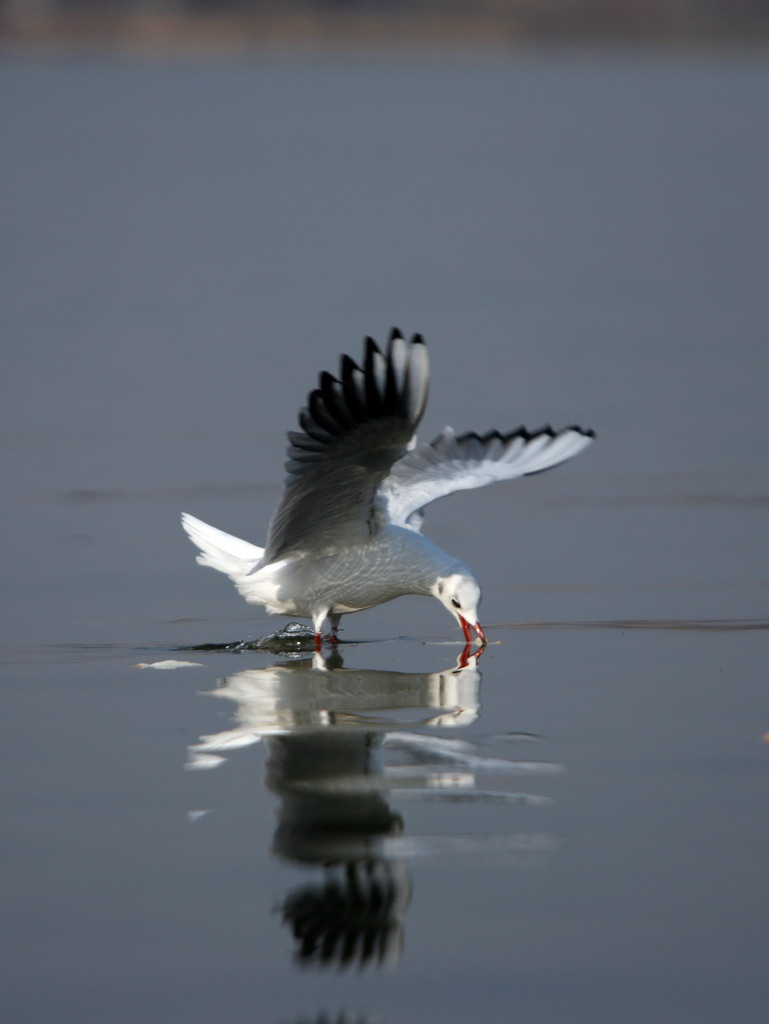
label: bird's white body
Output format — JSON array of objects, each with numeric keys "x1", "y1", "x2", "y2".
[
  {"x1": 183, "y1": 514, "x2": 471, "y2": 617},
  {"x1": 182, "y1": 331, "x2": 594, "y2": 647}
]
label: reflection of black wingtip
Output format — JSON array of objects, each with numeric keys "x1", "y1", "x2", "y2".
[{"x1": 282, "y1": 861, "x2": 409, "y2": 971}]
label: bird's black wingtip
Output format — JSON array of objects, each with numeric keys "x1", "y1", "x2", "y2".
[
  {"x1": 566, "y1": 424, "x2": 597, "y2": 439},
  {"x1": 386, "y1": 328, "x2": 426, "y2": 348}
]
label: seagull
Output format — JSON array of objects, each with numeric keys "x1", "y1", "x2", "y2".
[{"x1": 182, "y1": 330, "x2": 594, "y2": 651}]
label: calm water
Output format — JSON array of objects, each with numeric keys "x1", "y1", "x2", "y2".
[{"x1": 2, "y1": 48, "x2": 768, "y2": 1023}]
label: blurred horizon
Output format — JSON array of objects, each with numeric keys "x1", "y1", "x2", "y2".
[{"x1": 3, "y1": 0, "x2": 769, "y2": 54}]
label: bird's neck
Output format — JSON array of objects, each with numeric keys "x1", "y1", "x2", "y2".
[{"x1": 383, "y1": 526, "x2": 469, "y2": 594}]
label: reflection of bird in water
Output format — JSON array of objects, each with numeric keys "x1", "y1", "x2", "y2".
[
  {"x1": 187, "y1": 651, "x2": 562, "y2": 971},
  {"x1": 186, "y1": 650, "x2": 481, "y2": 765},
  {"x1": 188, "y1": 651, "x2": 480, "y2": 970},
  {"x1": 182, "y1": 329, "x2": 593, "y2": 651},
  {"x1": 283, "y1": 860, "x2": 410, "y2": 970},
  {"x1": 266, "y1": 726, "x2": 411, "y2": 970}
]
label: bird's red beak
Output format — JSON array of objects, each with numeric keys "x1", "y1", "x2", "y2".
[{"x1": 459, "y1": 615, "x2": 486, "y2": 647}]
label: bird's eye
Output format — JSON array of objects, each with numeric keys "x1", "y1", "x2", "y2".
[{"x1": 450, "y1": 598, "x2": 461, "y2": 609}]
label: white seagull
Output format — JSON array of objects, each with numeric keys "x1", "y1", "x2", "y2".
[{"x1": 182, "y1": 330, "x2": 594, "y2": 650}]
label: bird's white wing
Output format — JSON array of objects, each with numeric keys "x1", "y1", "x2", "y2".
[
  {"x1": 382, "y1": 424, "x2": 595, "y2": 530},
  {"x1": 263, "y1": 330, "x2": 429, "y2": 562}
]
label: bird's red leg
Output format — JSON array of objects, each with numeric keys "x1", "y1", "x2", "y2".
[{"x1": 321, "y1": 614, "x2": 342, "y2": 646}]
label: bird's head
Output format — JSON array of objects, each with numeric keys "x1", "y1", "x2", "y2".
[{"x1": 432, "y1": 571, "x2": 486, "y2": 646}]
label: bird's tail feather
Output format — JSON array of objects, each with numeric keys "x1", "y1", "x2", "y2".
[{"x1": 181, "y1": 513, "x2": 264, "y2": 579}]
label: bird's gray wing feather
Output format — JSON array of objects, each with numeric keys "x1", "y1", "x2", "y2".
[
  {"x1": 382, "y1": 424, "x2": 595, "y2": 531},
  {"x1": 263, "y1": 331, "x2": 429, "y2": 562}
]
